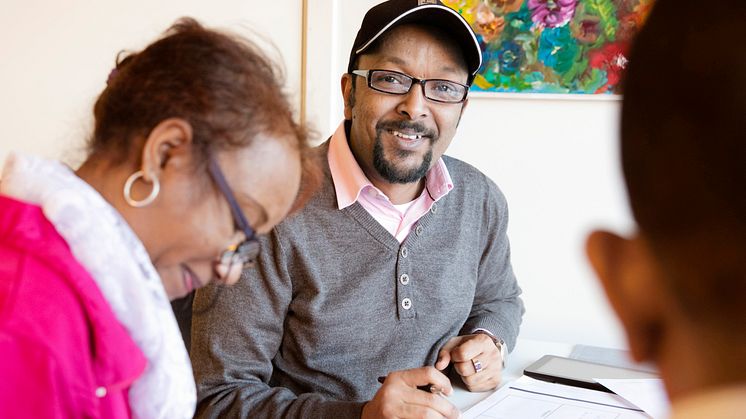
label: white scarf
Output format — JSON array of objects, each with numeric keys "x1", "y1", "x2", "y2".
[{"x1": 0, "y1": 152, "x2": 196, "y2": 419}]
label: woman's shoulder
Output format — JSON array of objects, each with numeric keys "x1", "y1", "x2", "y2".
[
  {"x1": 0, "y1": 194, "x2": 97, "y2": 340},
  {"x1": 0, "y1": 194, "x2": 145, "y2": 417}
]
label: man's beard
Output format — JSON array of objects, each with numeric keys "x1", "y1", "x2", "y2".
[{"x1": 373, "y1": 120, "x2": 437, "y2": 184}]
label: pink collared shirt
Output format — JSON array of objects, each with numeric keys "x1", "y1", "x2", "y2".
[{"x1": 328, "y1": 121, "x2": 453, "y2": 243}]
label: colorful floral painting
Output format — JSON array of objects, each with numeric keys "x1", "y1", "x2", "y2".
[{"x1": 443, "y1": 0, "x2": 655, "y2": 94}]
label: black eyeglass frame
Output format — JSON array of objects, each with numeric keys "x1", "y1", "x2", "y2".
[
  {"x1": 351, "y1": 69, "x2": 470, "y2": 104},
  {"x1": 207, "y1": 156, "x2": 260, "y2": 269}
]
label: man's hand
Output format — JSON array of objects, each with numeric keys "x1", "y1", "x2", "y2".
[
  {"x1": 362, "y1": 367, "x2": 459, "y2": 419},
  {"x1": 435, "y1": 334, "x2": 502, "y2": 392}
]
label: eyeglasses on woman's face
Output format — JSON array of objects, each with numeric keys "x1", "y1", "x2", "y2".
[{"x1": 207, "y1": 156, "x2": 260, "y2": 275}]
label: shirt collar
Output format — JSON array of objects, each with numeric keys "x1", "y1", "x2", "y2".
[{"x1": 327, "y1": 121, "x2": 454, "y2": 210}]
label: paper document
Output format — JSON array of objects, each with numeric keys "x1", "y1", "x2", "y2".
[
  {"x1": 463, "y1": 376, "x2": 651, "y2": 419},
  {"x1": 595, "y1": 378, "x2": 669, "y2": 419}
]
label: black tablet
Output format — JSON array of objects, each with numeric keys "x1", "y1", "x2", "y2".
[{"x1": 523, "y1": 355, "x2": 658, "y2": 393}]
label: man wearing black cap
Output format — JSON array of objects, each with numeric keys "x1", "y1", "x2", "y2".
[{"x1": 190, "y1": 1, "x2": 523, "y2": 418}]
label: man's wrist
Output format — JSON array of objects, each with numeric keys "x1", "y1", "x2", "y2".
[{"x1": 472, "y1": 330, "x2": 506, "y2": 368}]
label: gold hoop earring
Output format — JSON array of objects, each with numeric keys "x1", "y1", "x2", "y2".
[{"x1": 123, "y1": 170, "x2": 160, "y2": 207}]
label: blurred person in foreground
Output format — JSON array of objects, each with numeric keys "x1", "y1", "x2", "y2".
[
  {"x1": 586, "y1": 1, "x2": 746, "y2": 418},
  {"x1": 0, "y1": 18, "x2": 317, "y2": 418}
]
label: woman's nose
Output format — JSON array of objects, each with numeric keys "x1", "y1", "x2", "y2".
[{"x1": 214, "y1": 261, "x2": 243, "y2": 286}]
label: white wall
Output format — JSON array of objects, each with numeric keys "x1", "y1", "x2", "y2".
[
  {"x1": 449, "y1": 97, "x2": 633, "y2": 348},
  {"x1": 0, "y1": 0, "x2": 302, "y2": 166},
  {"x1": 306, "y1": 0, "x2": 633, "y2": 348}
]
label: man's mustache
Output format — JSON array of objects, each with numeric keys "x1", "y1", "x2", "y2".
[{"x1": 375, "y1": 120, "x2": 438, "y2": 141}]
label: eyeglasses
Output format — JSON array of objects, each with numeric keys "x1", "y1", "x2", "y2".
[
  {"x1": 351, "y1": 69, "x2": 469, "y2": 104},
  {"x1": 207, "y1": 156, "x2": 260, "y2": 271}
]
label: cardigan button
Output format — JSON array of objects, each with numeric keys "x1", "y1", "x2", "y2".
[
  {"x1": 400, "y1": 274, "x2": 410, "y2": 285},
  {"x1": 95, "y1": 387, "x2": 107, "y2": 398}
]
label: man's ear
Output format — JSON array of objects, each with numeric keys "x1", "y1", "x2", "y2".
[
  {"x1": 586, "y1": 230, "x2": 665, "y2": 363},
  {"x1": 139, "y1": 118, "x2": 194, "y2": 182},
  {"x1": 341, "y1": 74, "x2": 354, "y2": 120}
]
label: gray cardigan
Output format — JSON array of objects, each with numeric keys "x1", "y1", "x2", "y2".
[{"x1": 191, "y1": 145, "x2": 524, "y2": 418}]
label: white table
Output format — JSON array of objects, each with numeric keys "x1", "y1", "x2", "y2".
[{"x1": 450, "y1": 338, "x2": 574, "y2": 411}]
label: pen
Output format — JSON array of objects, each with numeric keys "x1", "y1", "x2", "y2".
[{"x1": 377, "y1": 376, "x2": 445, "y2": 396}]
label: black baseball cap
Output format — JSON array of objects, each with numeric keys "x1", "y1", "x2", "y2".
[{"x1": 347, "y1": 0, "x2": 482, "y2": 85}]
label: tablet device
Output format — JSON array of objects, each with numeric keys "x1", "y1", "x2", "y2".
[{"x1": 523, "y1": 355, "x2": 658, "y2": 393}]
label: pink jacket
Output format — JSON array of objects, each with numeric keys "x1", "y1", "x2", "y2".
[{"x1": 0, "y1": 195, "x2": 147, "y2": 418}]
